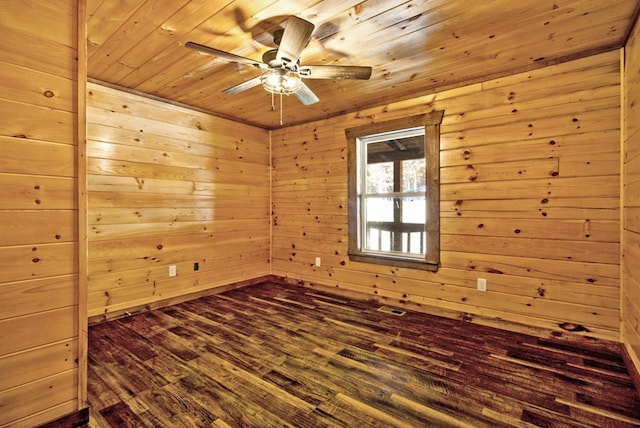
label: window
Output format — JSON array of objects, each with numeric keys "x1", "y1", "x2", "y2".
[{"x1": 346, "y1": 111, "x2": 444, "y2": 271}]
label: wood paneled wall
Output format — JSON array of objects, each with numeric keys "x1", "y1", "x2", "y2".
[
  {"x1": 86, "y1": 83, "x2": 270, "y2": 321},
  {"x1": 272, "y1": 50, "x2": 622, "y2": 341},
  {"x1": 0, "y1": 1, "x2": 84, "y2": 426},
  {"x1": 623, "y1": 18, "x2": 640, "y2": 374}
]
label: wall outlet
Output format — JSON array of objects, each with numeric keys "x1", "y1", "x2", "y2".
[
  {"x1": 193, "y1": 262, "x2": 199, "y2": 271},
  {"x1": 315, "y1": 257, "x2": 321, "y2": 267},
  {"x1": 169, "y1": 265, "x2": 177, "y2": 277},
  {"x1": 477, "y1": 278, "x2": 487, "y2": 292}
]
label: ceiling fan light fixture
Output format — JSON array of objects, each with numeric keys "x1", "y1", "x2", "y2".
[{"x1": 261, "y1": 68, "x2": 302, "y2": 95}]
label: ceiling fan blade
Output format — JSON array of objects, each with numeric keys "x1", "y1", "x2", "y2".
[
  {"x1": 185, "y1": 41, "x2": 265, "y2": 69},
  {"x1": 275, "y1": 17, "x2": 315, "y2": 66},
  {"x1": 223, "y1": 75, "x2": 263, "y2": 94},
  {"x1": 294, "y1": 82, "x2": 319, "y2": 105},
  {"x1": 300, "y1": 65, "x2": 373, "y2": 80}
]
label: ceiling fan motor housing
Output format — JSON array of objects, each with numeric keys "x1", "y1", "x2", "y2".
[{"x1": 262, "y1": 49, "x2": 278, "y2": 67}]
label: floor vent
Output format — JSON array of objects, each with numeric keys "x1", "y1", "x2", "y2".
[{"x1": 377, "y1": 306, "x2": 406, "y2": 316}]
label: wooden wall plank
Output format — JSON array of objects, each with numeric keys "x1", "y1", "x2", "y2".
[
  {"x1": 0, "y1": 62, "x2": 74, "y2": 112},
  {"x1": 0, "y1": 306, "x2": 77, "y2": 356},
  {"x1": 272, "y1": 50, "x2": 622, "y2": 340},
  {"x1": 440, "y1": 130, "x2": 619, "y2": 167},
  {"x1": 0, "y1": 243, "x2": 77, "y2": 284},
  {"x1": 441, "y1": 235, "x2": 619, "y2": 264},
  {"x1": 0, "y1": 210, "x2": 77, "y2": 246},
  {"x1": 0, "y1": 0, "x2": 76, "y2": 47},
  {"x1": 441, "y1": 157, "x2": 559, "y2": 183},
  {"x1": 440, "y1": 106, "x2": 620, "y2": 150},
  {"x1": 87, "y1": 231, "x2": 265, "y2": 259},
  {"x1": 627, "y1": 207, "x2": 640, "y2": 234},
  {"x1": 441, "y1": 251, "x2": 620, "y2": 286},
  {"x1": 442, "y1": 197, "x2": 620, "y2": 220},
  {"x1": 0, "y1": 26, "x2": 77, "y2": 80},
  {"x1": 0, "y1": 100, "x2": 75, "y2": 144},
  {"x1": 0, "y1": 137, "x2": 76, "y2": 177},
  {"x1": 0, "y1": 339, "x2": 77, "y2": 391},
  {"x1": 88, "y1": 239, "x2": 269, "y2": 279},
  {"x1": 87, "y1": 174, "x2": 269, "y2": 196},
  {"x1": 0, "y1": 370, "x2": 78, "y2": 427},
  {"x1": 442, "y1": 176, "x2": 619, "y2": 200},
  {"x1": 87, "y1": 157, "x2": 268, "y2": 186},
  {"x1": 86, "y1": 82, "x2": 270, "y2": 317},
  {"x1": 89, "y1": 191, "x2": 269, "y2": 209},
  {"x1": 0, "y1": 275, "x2": 77, "y2": 320},
  {"x1": 441, "y1": 217, "x2": 619, "y2": 242},
  {"x1": 0, "y1": 174, "x2": 76, "y2": 210},
  {"x1": 88, "y1": 206, "x2": 263, "y2": 225},
  {"x1": 89, "y1": 219, "x2": 269, "y2": 242}
]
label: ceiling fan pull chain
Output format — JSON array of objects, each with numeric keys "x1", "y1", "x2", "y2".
[
  {"x1": 280, "y1": 92, "x2": 284, "y2": 126},
  {"x1": 271, "y1": 92, "x2": 275, "y2": 112}
]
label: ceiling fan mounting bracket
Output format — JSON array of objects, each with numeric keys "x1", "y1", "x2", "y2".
[{"x1": 273, "y1": 28, "x2": 284, "y2": 46}]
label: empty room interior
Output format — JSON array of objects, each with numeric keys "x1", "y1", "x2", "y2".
[{"x1": 2, "y1": 0, "x2": 640, "y2": 426}]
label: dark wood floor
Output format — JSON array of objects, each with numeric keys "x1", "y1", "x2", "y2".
[{"x1": 87, "y1": 281, "x2": 640, "y2": 427}]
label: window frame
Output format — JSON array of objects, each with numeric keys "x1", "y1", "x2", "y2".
[{"x1": 346, "y1": 111, "x2": 444, "y2": 271}]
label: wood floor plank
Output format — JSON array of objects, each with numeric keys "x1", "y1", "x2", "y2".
[
  {"x1": 99, "y1": 401, "x2": 148, "y2": 427},
  {"x1": 88, "y1": 281, "x2": 640, "y2": 427}
]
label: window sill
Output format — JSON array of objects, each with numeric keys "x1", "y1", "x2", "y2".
[{"x1": 348, "y1": 252, "x2": 439, "y2": 272}]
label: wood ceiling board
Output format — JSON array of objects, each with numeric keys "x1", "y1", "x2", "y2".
[{"x1": 86, "y1": 0, "x2": 640, "y2": 128}]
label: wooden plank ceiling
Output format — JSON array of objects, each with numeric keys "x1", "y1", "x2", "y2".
[{"x1": 87, "y1": 0, "x2": 640, "y2": 129}]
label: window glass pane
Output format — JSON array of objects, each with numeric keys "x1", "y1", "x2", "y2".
[
  {"x1": 365, "y1": 160, "x2": 393, "y2": 194},
  {"x1": 364, "y1": 197, "x2": 394, "y2": 222},
  {"x1": 402, "y1": 158, "x2": 426, "y2": 192},
  {"x1": 401, "y1": 195, "x2": 425, "y2": 223}
]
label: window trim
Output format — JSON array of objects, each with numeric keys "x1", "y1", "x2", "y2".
[{"x1": 346, "y1": 110, "x2": 444, "y2": 271}]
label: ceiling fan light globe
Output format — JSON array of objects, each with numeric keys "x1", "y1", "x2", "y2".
[
  {"x1": 264, "y1": 72, "x2": 281, "y2": 86},
  {"x1": 283, "y1": 75, "x2": 301, "y2": 89},
  {"x1": 261, "y1": 69, "x2": 302, "y2": 95}
]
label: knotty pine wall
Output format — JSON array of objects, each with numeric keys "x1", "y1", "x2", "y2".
[
  {"x1": 86, "y1": 83, "x2": 270, "y2": 321},
  {"x1": 272, "y1": 50, "x2": 622, "y2": 341},
  {"x1": 0, "y1": 1, "x2": 85, "y2": 426},
  {"x1": 623, "y1": 19, "x2": 640, "y2": 374}
]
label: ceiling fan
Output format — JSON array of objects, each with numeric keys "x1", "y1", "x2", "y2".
[{"x1": 185, "y1": 16, "x2": 373, "y2": 107}]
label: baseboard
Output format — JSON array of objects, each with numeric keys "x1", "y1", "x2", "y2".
[
  {"x1": 88, "y1": 275, "x2": 277, "y2": 325},
  {"x1": 38, "y1": 407, "x2": 89, "y2": 428}
]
